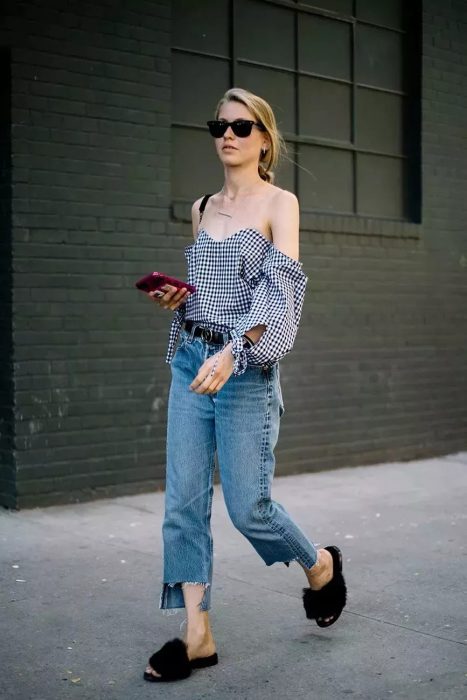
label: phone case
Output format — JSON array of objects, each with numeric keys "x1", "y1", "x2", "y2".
[{"x1": 135, "y1": 272, "x2": 196, "y2": 296}]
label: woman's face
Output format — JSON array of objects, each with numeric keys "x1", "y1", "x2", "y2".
[{"x1": 214, "y1": 101, "x2": 269, "y2": 168}]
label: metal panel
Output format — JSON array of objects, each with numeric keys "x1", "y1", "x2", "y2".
[
  {"x1": 236, "y1": 63, "x2": 295, "y2": 133},
  {"x1": 300, "y1": 0, "x2": 353, "y2": 14},
  {"x1": 357, "y1": 153, "x2": 405, "y2": 218},
  {"x1": 173, "y1": 0, "x2": 230, "y2": 55},
  {"x1": 356, "y1": 24, "x2": 403, "y2": 92},
  {"x1": 298, "y1": 13, "x2": 351, "y2": 80},
  {"x1": 356, "y1": 0, "x2": 403, "y2": 29},
  {"x1": 236, "y1": 0, "x2": 295, "y2": 68},
  {"x1": 172, "y1": 52, "x2": 230, "y2": 124},
  {"x1": 356, "y1": 87, "x2": 403, "y2": 154},
  {"x1": 299, "y1": 144, "x2": 353, "y2": 212},
  {"x1": 299, "y1": 75, "x2": 351, "y2": 142},
  {"x1": 172, "y1": 127, "x2": 221, "y2": 199}
]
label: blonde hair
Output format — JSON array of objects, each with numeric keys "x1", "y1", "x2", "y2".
[{"x1": 214, "y1": 87, "x2": 287, "y2": 184}]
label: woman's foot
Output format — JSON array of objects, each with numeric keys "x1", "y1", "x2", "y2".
[
  {"x1": 145, "y1": 627, "x2": 217, "y2": 679},
  {"x1": 301, "y1": 546, "x2": 347, "y2": 627},
  {"x1": 303, "y1": 548, "x2": 334, "y2": 624}
]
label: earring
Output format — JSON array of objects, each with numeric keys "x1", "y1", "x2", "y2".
[{"x1": 261, "y1": 148, "x2": 268, "y2": 159}]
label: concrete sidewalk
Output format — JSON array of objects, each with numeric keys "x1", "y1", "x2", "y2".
[{"x1": 1, "y1": 453, "x2": 466, "y2": 700}]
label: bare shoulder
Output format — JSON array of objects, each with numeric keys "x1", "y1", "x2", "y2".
[
  {"x1": 268, "y1": 187, "x2": 300, "y2": 260},
  {"x1": 270, "y1": 187, "x2": 299, "y2": 213}
]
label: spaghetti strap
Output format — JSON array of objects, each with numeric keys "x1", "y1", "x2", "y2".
[{"x1": 199, "y1": 194, "x2": 213, "y2": 224}]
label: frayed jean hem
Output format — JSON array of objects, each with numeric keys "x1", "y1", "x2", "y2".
[{"x1": 159, "y1": 581, "x2": 211, "y2": 613}]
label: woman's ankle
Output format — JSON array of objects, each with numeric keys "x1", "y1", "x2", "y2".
[
  {"x1": 185, "y1": 622, "x2": 216, "y2": 658},
  {"x1": 185, "y1": 612, "x2": 213, "y2": 640},
  {"x1": 305, "y1": 548, "x2": 333, "y2": 589}
]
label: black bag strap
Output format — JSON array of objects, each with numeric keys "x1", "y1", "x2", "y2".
[{"x1": 199, "y1": 194, "x2": 213, "y2": 224}]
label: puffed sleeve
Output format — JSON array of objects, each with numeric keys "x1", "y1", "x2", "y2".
[{"x1": 229, "y1": 245, "x2": 308, "y2": 376}]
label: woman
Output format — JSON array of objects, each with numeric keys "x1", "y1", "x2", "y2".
[{"x1": 144, "y1": 88, "x2": 347, "y2": 682}]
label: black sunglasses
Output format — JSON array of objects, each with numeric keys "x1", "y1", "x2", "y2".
[{"x1": 207, "y1": 119, "x2": 266, "y2": 138}]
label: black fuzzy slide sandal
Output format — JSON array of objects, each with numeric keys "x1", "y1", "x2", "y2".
[
  {"x1": 144, "y1": 638, "x2": 218, "y2": 682},
  {"x1": 302, "y1": 545, "x2": 347, "y2": 628}
]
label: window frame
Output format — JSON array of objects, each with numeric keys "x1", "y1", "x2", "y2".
[{"x1": 171, "y1": 0, "x2": 421, "y2": 239}]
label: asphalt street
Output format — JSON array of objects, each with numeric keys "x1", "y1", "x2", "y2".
[{"x1": 1, "y1": 452, "x2": 466, "y2": 700}]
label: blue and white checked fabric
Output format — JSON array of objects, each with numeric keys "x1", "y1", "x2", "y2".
[{"x1": 165, "y1": 227, "x2": 308, "y2": 376}]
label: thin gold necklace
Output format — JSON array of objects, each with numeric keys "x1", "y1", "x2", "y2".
[
  {"x1": 217, "y1": 184, "x2": 265, "y2": 218},
  {"x1": 217, "y1": 186, "x2": 236, "y2": 218}
]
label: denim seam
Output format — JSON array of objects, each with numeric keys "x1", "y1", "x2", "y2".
[
  {"x1": 205, "y1": 461, "x2": 214, "y2": 570},
  {"x1": 257, "y1": 368, "x2": 315, "y2": 569},
  {"x1": 257, "y1": 367, "x2": 271, "y2": 506},
  {"x1": 202, "y1": 444, "x2": 216, "y2": 609}
]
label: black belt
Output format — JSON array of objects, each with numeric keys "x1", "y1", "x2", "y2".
[{"x1": 183, "y1": 320, "x2": 232, "y2": 345}]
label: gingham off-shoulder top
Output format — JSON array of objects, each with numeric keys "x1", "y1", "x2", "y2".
[{"x1": 165, "y1": 197, "x2": 308, "y2": 377}]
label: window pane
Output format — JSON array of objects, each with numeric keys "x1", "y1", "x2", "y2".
[
  {"x1": 355, "y1": 87, "x2": 403, "y2": 153},
  {"x1": 356, "y1": 25, "x2": 403, "y2": 91},
  {"x1": 357, "y1": 154, "x2": 405, "y2": 218},
  {"x1": 173, "y1": 54, "x2": 229, "y2": 124},
  {"x1": 301, "y1": 0, "x2": 353, "y2": 14},
  {"x1": 356, "y1": 0, "x2": 403, "y2": 29},
  {"x1": 237, "y1": 0, "x2": 294, "y2": 69},
  {"x1": 298, "y1": 14, "x2": 351, "y2": 81},
  {"x1": 172, "y1": 128, "x2": 220, "y2": 200},
  {"x1": 173, "y1": 0, "x2": 230, "y2": 56},
  {"x1": 299, "y1": 145, "x2": 353, "y2": 213},
  {"x1": 299, "y1": 76, "x2": 351, "y2": 142},
  {"x1": 237, "y1": 64, "x2": 295, "y2": 134}
]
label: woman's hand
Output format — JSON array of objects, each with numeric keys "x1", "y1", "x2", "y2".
[
  {"x1": 190, "y1": 342, "x2": 235, "y2": 394},
  {"x1": 148, "y1": 285, "x2": 191, "y2": 311}
]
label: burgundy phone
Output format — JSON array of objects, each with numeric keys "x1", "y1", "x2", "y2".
[{"x1": 135, "y1": 272, "x2": 196, "y2": 297}]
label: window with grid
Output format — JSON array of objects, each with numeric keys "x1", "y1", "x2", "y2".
[{"x1": 171, "y1": 0, "x2": 420, "y2": 224}]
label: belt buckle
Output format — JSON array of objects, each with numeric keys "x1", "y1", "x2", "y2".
[{"x1": 201, "y1": 327, "x2": 213, "y2": 342}]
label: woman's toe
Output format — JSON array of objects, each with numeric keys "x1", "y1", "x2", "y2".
[
  {"x1": 318, "y1": 615, "x2": 334, "y2": 624},
  {"x1": 146, "y1": 664, "x2": 161, "y2": 677}
]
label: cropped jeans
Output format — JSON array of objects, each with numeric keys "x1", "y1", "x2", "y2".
[{"x1": 159, "y1": 324, "x2": 317, "y2": 613}]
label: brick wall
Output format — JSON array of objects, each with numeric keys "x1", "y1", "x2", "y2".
[
  {"x1": 0, "y1": 49, "x2": 14, "y2": 507},
  {"x1": 0, "y1": 0, "x2": 466, "y2": 508},
  {"x1": 1, "y1": 0, "x2": 182, "y2": 507}
]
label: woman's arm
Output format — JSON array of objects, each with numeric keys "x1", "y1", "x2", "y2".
[
  {"x1": 241, "y1": 189, "x2": 301, "y2": 346},
  {"x1": 228, "y1": 189, "x2": 307, "y2": 375},
  {"x1": 267, "y1": 189, "x2": 301, "y2": 261}
]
